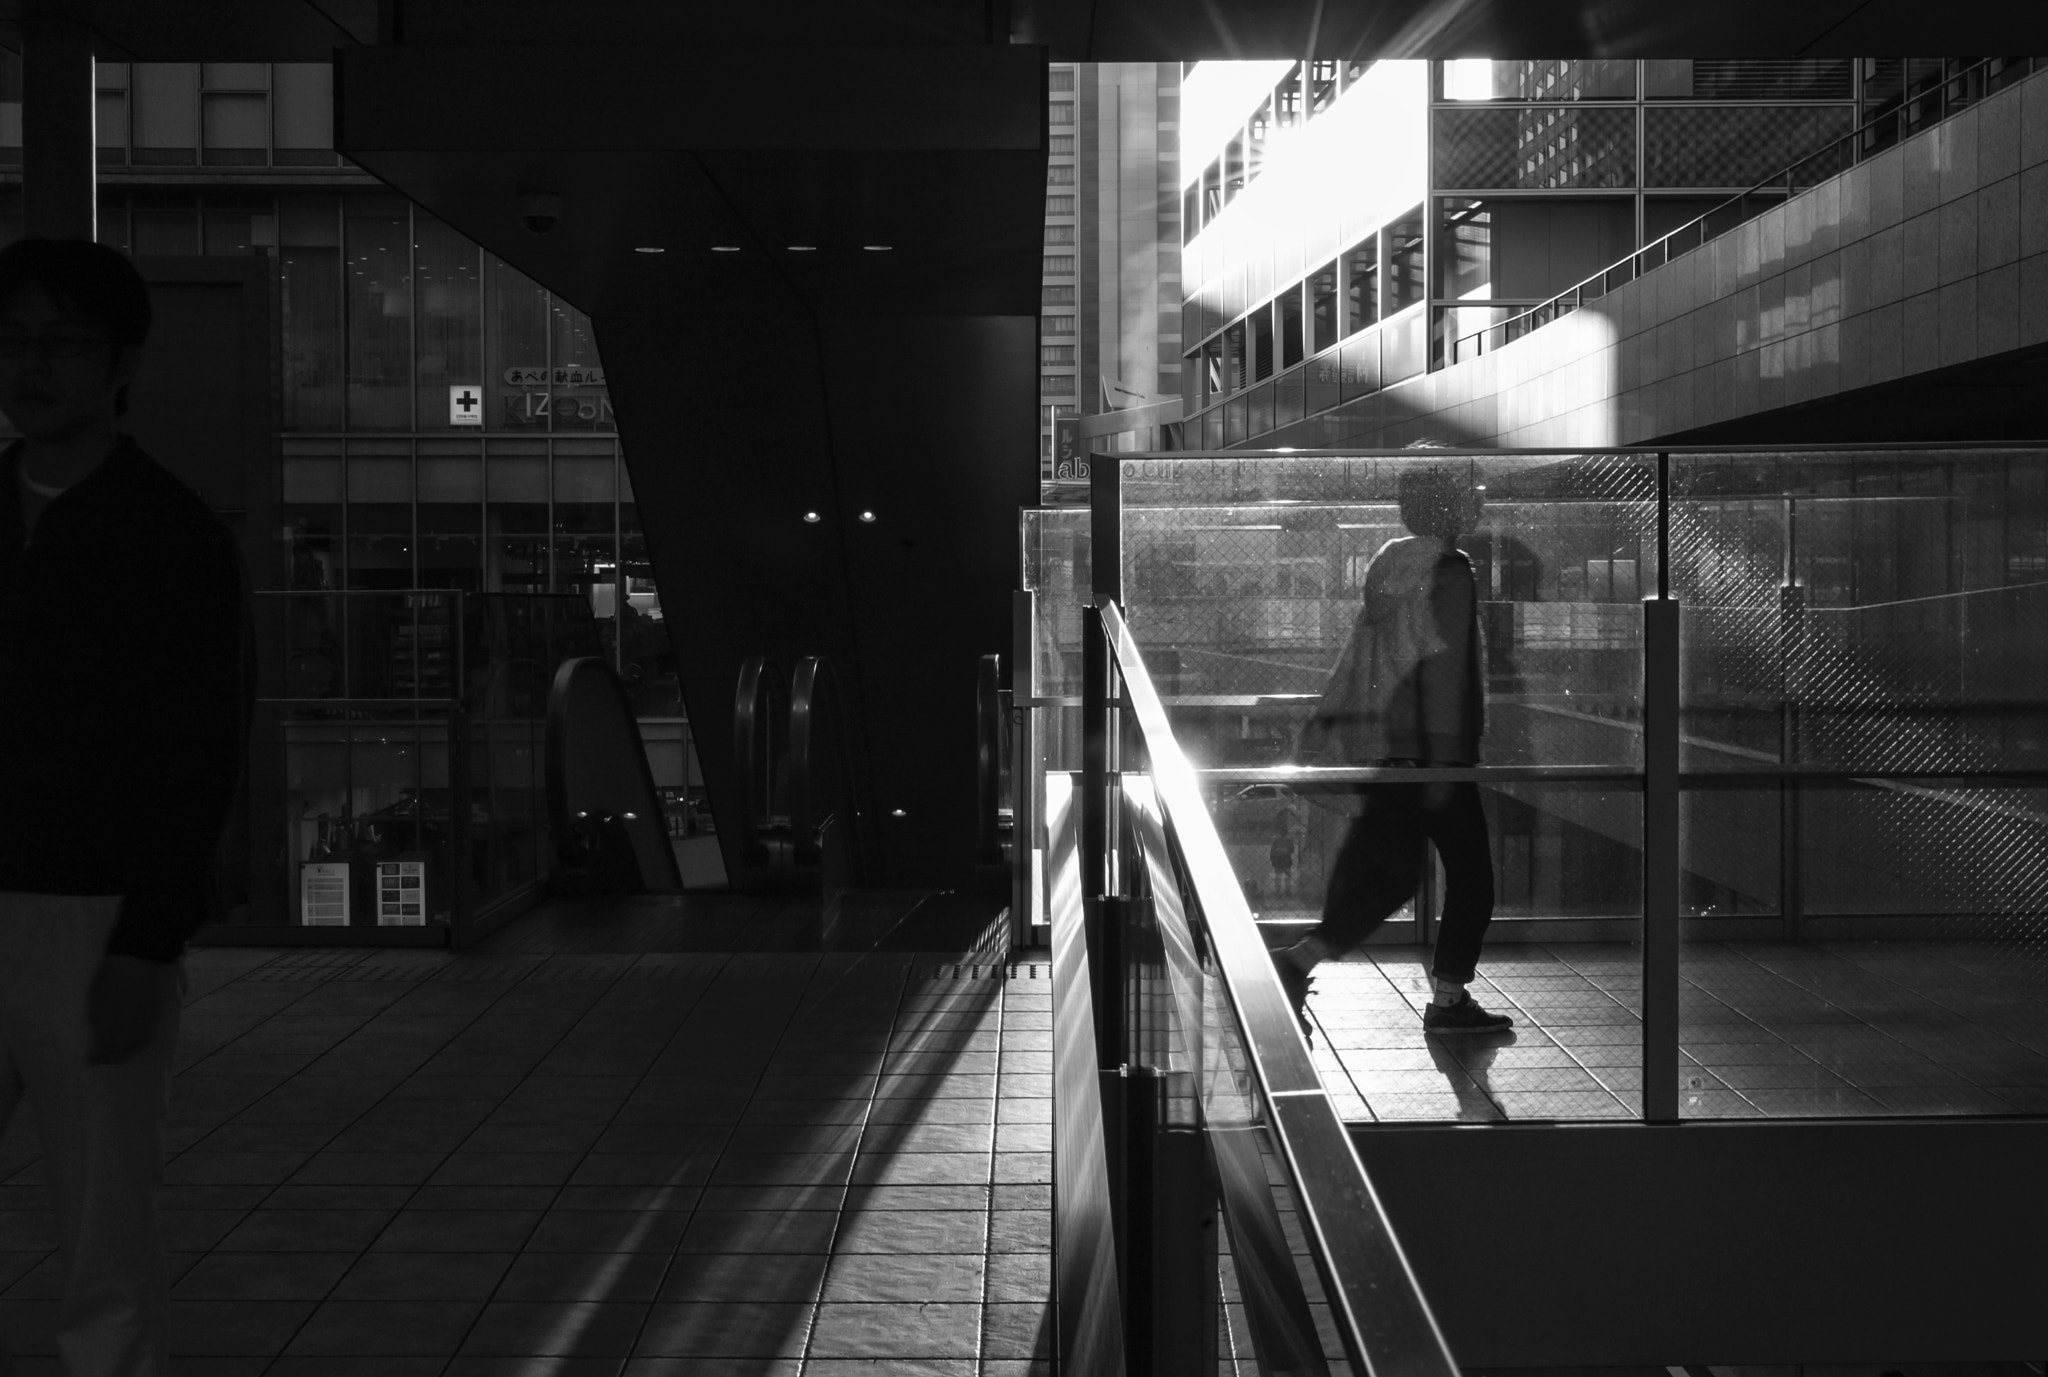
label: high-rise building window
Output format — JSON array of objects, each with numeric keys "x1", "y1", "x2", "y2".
[
  {"x1": 1308, "y1": 60, "x2": 1340, "y2": 117},
  {"x1": 1344, "y1": 234, "x2": 1378, "y2": 334},
  {"x1": 1279, "y1": 285, "x2": 1305, "y2": 369},
  {"x1": 201, "y1": 63, "x2": 268, "y2": 167},
  {"x1": 1049, "y1": 68, "x2": 1076, "y2": 93},
  {"x1": 1050, "y1": 102, "x2": 1075, "y2": 126},
  {"x1": 1043, "y1": 255, "x2": 1075, "y2": 275},
  {"x1": 1309, "y1": 261, "x2": 1340, "y2": 353},
  {"x1": 131, "y1": 63, "x2": 198, "y2": 166},
  {"x1": 1042, "y1": 374, "x2": 1076, "y2": 395},
  {"x1": 1043, "y1": 314, "x2": 1076, "y2": 335},
  {"x1": 1273, "y1": 63, "x2": 1302, "y2": 132},
  {"x1": 1050, "y1": 135, "x2": 1075, "y2": 154},
  {"x1": 1046, "y1": 195, "x2": 1074, "y2": 215},
  {"x1": 1250, "y1": 308, "x2": 1273, "y2": 381},
  {"x1": 1386, "y1": 207, "x2": 1425, "y2": 315},
  {"x1": 1042, "y1": 284, "x2": 1076, "y2": 306},
  {"x1": 1048, "y1": 165, "x2": 1075, "y2": 185},
  {"x1": 1223, "y1": 135, "x2": 1244, "y2": 205},
  {"x1": 272, "y1": 63, "x2": 338, "y2": 166},
  {"x1": 1045, "y1": 224, "x2": 1075, "y2": 245},
  {"x1": 1041, "y1": 345, "x2": 1076, "y2": 365}
]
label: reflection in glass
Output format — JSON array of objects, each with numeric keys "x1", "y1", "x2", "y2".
[
  {"x1": 345, "y1": 199, "x2": 412, "y2": 428},
  {"x1": 414, "y1": 215, "x2": 482, "y2": 431},
  {"x1": 280, "y1": 196, "x2": 341, "y2": 430}
]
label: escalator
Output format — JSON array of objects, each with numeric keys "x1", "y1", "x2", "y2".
[
  {"x1": 731, "y1": 653, "x2": 873, "y2": 903},
  {"x1": 544, "y1": 655, "x2": 684, "y2": 895}
]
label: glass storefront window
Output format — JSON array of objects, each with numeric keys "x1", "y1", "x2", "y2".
[
  {"x1": 280, "y1": 196, "x2": 342, "y2": 431},
  {"x1": 549, "y1": 300, "x2": 613, "y2": 432},
  {"x1": 486, "y1": 454, "x2": 549, "y2": 595},
  {"x1": 417, "y1": 452, "x2": 483, "y2": 591},
  {"x1": 485, "y1": 253, "x2": 551, "y2": 432},
  {"x1": 345, "y1": 455, "x2": 412, "y2": 589},
  {"x1": 345, "y1": 198, "x2": 413, "y2": 429},
  {"x1": 415, "y1": 215, "x2": 482, "y2": 431},
  {"x1": 553, "y1": 454, "x2": 617, "y2": 650},
  {"x1": 281, "y1": 455, "x2": 342, "y2": 593}
]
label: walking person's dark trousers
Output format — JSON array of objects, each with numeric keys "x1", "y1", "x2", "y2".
[{"x1": 1314, "y1": 781, "x2": 1496, "y2": 983}]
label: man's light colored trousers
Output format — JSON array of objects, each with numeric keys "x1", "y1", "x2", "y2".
[{"x1": 0, "y1": 895, "x2": 182, "y2": 1377}]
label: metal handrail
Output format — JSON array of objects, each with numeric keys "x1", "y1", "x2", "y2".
[
  {"x1": 1100, "y1": 599, "x2": 1460, "y2": 1377},
  {"x1": 1450, "y1": 55, "x2": 2044, "y2": 367},
  {"x1": 976, "y1": 652, "x2": 1006, "y2": 865},
  {"x1": 732, "y1": 655, "x2": 788, "y2": 866},
  {"x1": 788, "y1": 654, "x2": 871, "y2": 885}
]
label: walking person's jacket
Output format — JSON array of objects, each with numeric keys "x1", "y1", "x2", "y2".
[{"x1": 0, "y1": 436, "x2": 250, "y2": 962}]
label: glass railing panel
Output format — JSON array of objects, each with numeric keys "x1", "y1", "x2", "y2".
[
  {"x1": 1671, "y1": 448, "x2": 2048, "y2": 1119},
  {"x1": 1262, "y1": 778, "x2": 1645, "y2": 1124},
  {"x1": 1104, "y1": 605, "x2": 1458, "y2": 1376},
  {"x1": 1114, "y1": 452, "x2": 1661, "y2": 772}
]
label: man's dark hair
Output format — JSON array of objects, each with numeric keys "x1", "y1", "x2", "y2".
[{"x1": 0, "y1": 238, "x2": 153, "y2": 416}]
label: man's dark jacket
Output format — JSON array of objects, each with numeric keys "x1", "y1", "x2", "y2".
[{"x1": 0, "y1": 435, "x2": 249, "y2": 962}]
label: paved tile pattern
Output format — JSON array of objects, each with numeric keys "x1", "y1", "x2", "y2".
[
  {"x1": 0, "y1": 939, "x2": 1053, "y2": 1375},
  {"x1": 1303, "y1": 941, "x2": 2048, "y2": 1122}
]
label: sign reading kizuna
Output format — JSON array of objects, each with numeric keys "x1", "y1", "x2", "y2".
[{"x1": 503, "y1": 364, "x2": 613, "y2": 425}]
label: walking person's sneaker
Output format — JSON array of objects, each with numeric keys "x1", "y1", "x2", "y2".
[
  {"x1": 1272, "y1": 953, "x2": 1314, "y2": 1042},
  {"x1": 1423, "y1": 992, "x2": 1514, "y2": 1035}
]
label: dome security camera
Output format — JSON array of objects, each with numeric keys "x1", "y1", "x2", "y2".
[{"x1": 516, "y1": 191, "x2": 563, "y2": 236}]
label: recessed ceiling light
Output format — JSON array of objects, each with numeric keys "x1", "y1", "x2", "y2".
[
  {"x1": 787, "y1": 245, "x2": 817, "y2": 252},
  {"x1": 634, "y1": 246, "x2": 665, "y2": 254},
  {"x1": 858, "y1": 510, "x2": 876, "y2": 523},
  {"x1": 711, "y1": 245, "x2": 741, "y2": 252},
  {"x1": 802, "y1": 511, "x2": 821, "y2": 523},
  {"x1": 861, "y1": 244, "x2": 892, "y2": 252}
]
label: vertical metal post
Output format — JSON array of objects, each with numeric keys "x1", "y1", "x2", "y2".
[
  {"x1": 20, "y1": 20, "x2": 96, "y2": 240},
  {"x1": 1082, "y1": 606, "x2": 1109, "y2": 902},
  {"x1": 1090, "y1": 455, "x2": 1123, "y2": 607},
  {"x1": 1779, "y1": 567, "x2": 1805, "y2": 942},
  {"x1": 1643, "y1": 454, "x2": 1681, "y2": 1124},
  {"x1": 1013, "y1": 588, "x2": 1039, "y2": 943}
]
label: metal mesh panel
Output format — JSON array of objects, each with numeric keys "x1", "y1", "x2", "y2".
[
  {"x1": 1433, "y1": 106, "x2": 1637, "y2": 189},
  {"x1": 1642, "y1": 105, "x2": 1855, "y2": 187},
  {"x1": 1671, "y1": 449, "x2": 2048, "y2": 1118}
]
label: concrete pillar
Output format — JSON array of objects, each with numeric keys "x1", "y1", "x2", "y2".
[{"x1": 20, "y1": 19, "x2": 96, "y2": 240}]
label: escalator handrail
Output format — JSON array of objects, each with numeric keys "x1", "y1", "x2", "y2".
[
  {"x1": 1098, "y1": 598, "x2": 1460, "y2": 1377},
  {"x1": 788, "y1": 654, "x2": 870, "y2": 886},
  {"x1": 544, "y1": 655, "x2": 685, "y2": 891},
  {"x1": 975, "y1": 652, "x2": 1004, "y2": 864},
  {"x1": 733, "y1": 655, "x2": 788, "y2": 859}
]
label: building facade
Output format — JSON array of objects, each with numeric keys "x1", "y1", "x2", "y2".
[
  {"x1": 1042, "y1": 61, "x2": 1182, "y2": 487},
  {"x1": 1177, "y1": 58, "x2": 1981, "y2": 449},
  {"x1": 0, "y1": 55, "x2": 702, "y2": 929}
]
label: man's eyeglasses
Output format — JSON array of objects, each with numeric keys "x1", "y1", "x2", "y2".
[{"x1": 0, "y1": 334, "x2": 113, "y2": 360}]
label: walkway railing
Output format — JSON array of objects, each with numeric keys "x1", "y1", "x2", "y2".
[
  {"x1": 1449, "y1": 56, "x2": 2045, "y2": 366},
  {"x1": 1049, "y1": 594, "x2": 1459, "y2": 1375}
]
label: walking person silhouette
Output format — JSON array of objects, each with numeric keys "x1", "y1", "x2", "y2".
[{"x1": 1275, "y1": 452, "x2": 1512, "y2": 1035}]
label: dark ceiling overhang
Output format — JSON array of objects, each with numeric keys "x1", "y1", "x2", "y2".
[
  {"x1": 6, "y1": 0, "x2": 2048, "y2": 63},
  {"x1": 334, "y1": 44, "x2": 1046, "y2": 323}
]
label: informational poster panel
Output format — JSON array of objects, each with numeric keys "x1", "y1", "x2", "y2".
[
  {"x1": 377, "y1": 859, "x2": 427, "y2": 925},
  {"x1": 300, "y1": 861, "x2": 350, "y2": 926}
]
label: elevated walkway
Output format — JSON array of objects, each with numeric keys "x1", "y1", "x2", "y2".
[{"x1": 1264, "y1": 59, "x2": 2048, "y2": 449}]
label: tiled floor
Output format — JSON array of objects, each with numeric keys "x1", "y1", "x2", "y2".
[
  {"x1": 0, "y1": 893, "x2": 1053, "y2": 1375},
  {"x1": 1301, "y1": 940, "x2": 2048, "y2": 1123}
]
